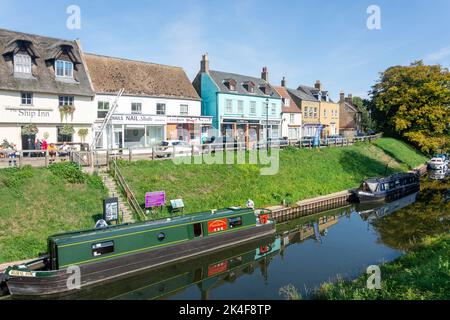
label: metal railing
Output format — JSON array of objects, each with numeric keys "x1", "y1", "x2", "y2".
[{"x1": 109, "y1": 158, "x2": 146, "y2": 221}]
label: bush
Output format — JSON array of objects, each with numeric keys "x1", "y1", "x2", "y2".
[{"x1": 48, "y1": 162, "x2": 86, "y2": 184}]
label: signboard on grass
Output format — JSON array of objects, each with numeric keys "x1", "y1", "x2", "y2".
[
  {"x1": 103, "y1": 197, "x2": 119, "y2": 222},
  {"x1": 145, "y1": 191, "x2": 166, "y2": 208}
]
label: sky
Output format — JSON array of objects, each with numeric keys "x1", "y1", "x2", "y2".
[{"x1": 1, "y1": 0, "x2": 450, "y2": 100}]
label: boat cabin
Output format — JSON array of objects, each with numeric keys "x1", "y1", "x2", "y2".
[
  {"x1": 360, "y1": 172, "x2": 419, "y2": 193},
  {"x1": 47, "y1": 207, "x2": 270, "y2": 270}
]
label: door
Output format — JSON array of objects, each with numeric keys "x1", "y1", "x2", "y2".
[
  {"x1": 113, "y1": 131, "x2": 123, "y2": 149},
  {"x1": 193, "y1": 223, "x2": 203, "y2": 238}
]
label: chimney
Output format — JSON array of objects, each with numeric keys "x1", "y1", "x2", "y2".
[
  {"x1": 348, "y1": 93, "x2": 353, "y2": 101},
  {"x1": 201, "y1": 53, "x2": 209, "y2": 73},
  {"x1": 261, "y1": 67, "x2": 269, "y2": 82},
  {"x1": 281, "y1": 77, "x2": 286, "y2": 87},
  {"x1": 315, "y1": 80, "x2": 322, "y2": 91},
  {"x1": 340, "y1": 91, "x2": 345, "y2": 103}
]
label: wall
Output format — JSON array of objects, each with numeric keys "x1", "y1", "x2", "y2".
[
  {"x1": 200, "y1": 73, "x2": 219, "y2": 129},
  {"x1": 281, "y1": 113, "x2": 302, "y2": 139},
  {"x1": 320, "y1": 101, "x2": 340, "y2": 136},
  {"x1": 0, "y1": 90, "x2": 95, "y2": 148},
  {"x1": 217, "y1": 93, "x2": 282, "y2": 121}
]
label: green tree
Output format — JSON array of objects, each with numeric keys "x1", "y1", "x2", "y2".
[
  {"x1": 353, "y1": 96, "x2": 375, "y2": 132},
  {"x1": 370, "y1": 61, "x2": 450, "y2": 154}
]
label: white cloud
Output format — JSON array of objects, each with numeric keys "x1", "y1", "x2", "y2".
[{"x1": 425, "y1": 45, "x2": 450, "y2": 62}]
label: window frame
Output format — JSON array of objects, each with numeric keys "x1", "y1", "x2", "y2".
[
  {"x1": 131, "y1": 102, "x2": 142, "y2": 115},
  {"x1": 156, "y1": 103, "x2": 166, "y2": 115},
  {"x1": 180, "y1": 104, "x2": 189, "y2": 116},
  {"x1": 55, "y1": 60, "x2": 74, "y2": 78},
  {"x1": 97, "y1": 101, "x2": 110, "y2": 119},
  {"x1": 14, "y1": 53, "x2": 32, "y2": 74},
  {"x1": 21, "y1": 92, "x2": 33, "y2": 105},
  {"x1": 237, "y1": 100, "x2": 244, "y2": 114},
  {"x1": 58, "y1": 96, "x2": 74, "y2": 106},
  {"x1": 225, "y1": 99, "x2": 233, "y2": 114},
  {"x1": 250, "y1": 101, "x2": 257, "y2": 115}
]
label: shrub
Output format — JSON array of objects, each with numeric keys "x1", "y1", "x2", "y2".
[{"x1": 48, "y1": 162, "x2": 86, "y2": 184}]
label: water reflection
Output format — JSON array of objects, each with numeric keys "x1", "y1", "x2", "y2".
[{"x1": 35, "y1": 179, "x2": 450, "y2": 300}]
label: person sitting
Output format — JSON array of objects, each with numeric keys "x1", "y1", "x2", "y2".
[
  {"x1": 48, "y1": 144, "x2": 57, "y2": 163},
  {"x1": 59, "y1": 142, "x2": 70, "y2": 157}
]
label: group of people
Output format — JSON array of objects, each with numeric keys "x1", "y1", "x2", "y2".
[{"x1": 35, "y1": 139, "x2": 71, "y2": 162}]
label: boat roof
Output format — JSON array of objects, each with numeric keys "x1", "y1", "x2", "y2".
[
  {"x1": 49, "y1": 207, "x2": 255, "y2": 244},
  {"x1": 363, "y1": 172, "x2": 416, "y2": 184}
]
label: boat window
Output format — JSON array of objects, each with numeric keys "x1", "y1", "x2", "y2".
[
  {"x1": 228, "y1": 217, "x2": 243, "y2": 228},
  {"x1": 395, "y1": 180, "x2": 401, "y2": 187},
  {"x1": 92, "y1": 241, "x2": 114, "y2": 257},
  {"x1": 157, "y1": 232, "x2": 166, "y2": 241},
  {"x1": 379, "y1": 184, "x2": 385, "y2": 191},
  {"x1": 193, "y1": 223, "x2": 203, "y2": 238},
  {"x1": 384, "y1": 183, "x2": 390, "y2": 190}
]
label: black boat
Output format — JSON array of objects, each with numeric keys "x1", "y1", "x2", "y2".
[{"x1": 355, "y1": 172, "x2": 420, "y2": 203}]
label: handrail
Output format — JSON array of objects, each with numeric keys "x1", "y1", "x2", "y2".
[{"x1": 109, "y1": 159, "x2": 146, "y2": 221}]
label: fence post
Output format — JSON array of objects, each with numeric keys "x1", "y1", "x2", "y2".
[
  {"x1": 129, "y1": 148, "x2": 132, "y2": 163},
  {"x1": 18, "y1": 151, "x2": 23, "y2": 168},
  {"x1": 152, "y1": 147, "x2": 155, "y2": 160},
  {"x1": 45, "y1": 151, "x2": 49, "y2": 167},
  {"x1": 106, "y1": 150, "x2": 110, "y2": 170}
]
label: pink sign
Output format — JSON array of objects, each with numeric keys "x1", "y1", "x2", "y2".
[{"x1": 145, "y1": 191, "x2": 166, "y2": 208}]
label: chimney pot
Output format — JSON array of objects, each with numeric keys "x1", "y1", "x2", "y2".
[
  {"x1": 315, "y1": 80, "x2": 322, "y2": 91},
  {"x1": 201, "y1": 53, "x2": 209, "y2": 73},
  {"x1": 281, "y1": 77, "x2": 286, "y2": 87},
  {"x1": 261, "y1": 67, "x2": 269, "y2": 82}
]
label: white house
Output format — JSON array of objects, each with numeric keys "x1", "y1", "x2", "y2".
[
  {"x1": 273, "y1": 78, "x2": 303, "y2": 140},
  {"x1": 0, "y1": 29, "x2": 96, "y2": 150},
  {"x1": 84, "y1": 53, "x2": 211, "y2": 150}
]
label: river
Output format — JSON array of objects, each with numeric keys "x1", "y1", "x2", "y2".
[{"x1": 3, "y1": 178, "x2": 449, "y2": 300}]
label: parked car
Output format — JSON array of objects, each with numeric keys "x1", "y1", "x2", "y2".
[
  {"x1": 427, "y1": 157, "x2": 449, "y2": 170},
  {"x1": 257, "y1": 137, "x2": 289, "y2": 149},
  {"x1": 203, "y1": 136, "x2": 238, "y2": 152},
  {"x1": 434, "y1": 154, "x2": 449, "y2": 162},
  {"x1": 325, "y1": 135, "x2": 346, "y2": 144},
  {"x1": 156, "y1": 140, "x2": 198, "y2": 158}
]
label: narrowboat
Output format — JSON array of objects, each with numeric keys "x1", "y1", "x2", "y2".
[
  {"x1": 355, "y1": 172, "x2": 420, "y2": 203},
  {"x1": 1, "y1": 207, "x2": 275, "y2": 297}
]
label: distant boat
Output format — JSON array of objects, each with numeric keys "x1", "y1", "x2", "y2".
[
  {"x1": 355, "y1": 172, "x2": 420, "y2": 204},
  {"x1": 1, "y1": 207, "x2": 275, "y2": 298}
]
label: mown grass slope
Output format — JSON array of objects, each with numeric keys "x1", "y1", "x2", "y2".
[
  {"x1": 119, "y1": 138, "x2": 428, "y2": 217},
  {"x1": 0, "y1": 164, "x2": 107, "y2": 263}
]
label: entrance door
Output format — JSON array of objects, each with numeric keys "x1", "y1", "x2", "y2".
[
  {"x1": 113, "y1": 131, "x2": 123, "y2": 149},
  {"x1": 193, "y1": 223, "x2": 203, "y2": 238}
]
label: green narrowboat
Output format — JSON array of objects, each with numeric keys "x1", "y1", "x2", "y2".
[{"x1": 2, "y1": 207, "x2": 274, "y2": 297}]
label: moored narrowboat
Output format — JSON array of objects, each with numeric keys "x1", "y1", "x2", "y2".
[
  {"x1": 2, "y1": 207, "x2": 275, "y2": 297},
  {"x1": 355, "y1": 172, "x2": 420, "y2": 203}
]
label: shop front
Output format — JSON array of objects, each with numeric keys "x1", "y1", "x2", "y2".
[
  {"x1": 220, "y1": 118, "x2": 262, "y2": 147},
  {"x1": 166, "y1": 116, "x2": 212, "y2": 145}
]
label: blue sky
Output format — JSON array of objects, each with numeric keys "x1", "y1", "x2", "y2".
[{"x1": 1, "y1": 0, "x2": 450, "y2": 100}]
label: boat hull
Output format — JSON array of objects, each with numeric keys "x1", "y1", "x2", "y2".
[
  {"x1": 357, "y1": 183, "x2": 420, "y2": 204},
  {"x1": 6, "y1": 223, "x2": 275, "y2": 297}
]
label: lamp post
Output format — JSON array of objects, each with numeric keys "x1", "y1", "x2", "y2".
[{"x1": 266, "y1": 97, "x2": 269, "y2": 149}]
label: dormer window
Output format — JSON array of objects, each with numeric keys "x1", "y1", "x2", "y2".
[
  {"x1": 259, "y1": 85, "x2": 269, "y2": 95},
  {"x1": 56, "y1": 60, "x2": 73, "y2": 78},
  {"x1": 224, "y1": 79, "x2": 237, "y2": 91},
  {"x1": 282, "y1": 98, "x2": 290, "y2": 106},
  {"x1": 14, "y1": 54, "x2": 32, "y2": 74},
  {"x1": 243, "y1": 81, "x2": 255, "y2": 93}
]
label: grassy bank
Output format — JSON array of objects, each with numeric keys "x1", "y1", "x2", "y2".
[
  {"x1": 0, "y1": 164, "x2": 107, "y2": 263},
  {"x1": 315, "y1": 234, "x2": 450, "y2": 300},
  {"x1": 373, "y1": 137, "x2": 428, "y2": 169},
  {"x1": 119, "y1": 138, "x2": 428, "y2": 217}
]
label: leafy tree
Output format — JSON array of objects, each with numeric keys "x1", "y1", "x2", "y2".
[
  {"x1": 370, "y1": 61, "x2": 450, "y2": 154},
  {"x1": 353, "y1": 96, "x2": 375, "y2": 132}
]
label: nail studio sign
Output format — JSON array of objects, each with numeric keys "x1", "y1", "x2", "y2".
[{"x1": 111, "y1": 115, "x2": 166, "y2": 124}]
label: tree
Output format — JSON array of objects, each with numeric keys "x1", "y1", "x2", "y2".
[
  {"x1": 370, "y1": 61, "x2": 450, "y2": 154},
  {"x1": 352, "y1": 96, "x2": 375, "y2": 132}
]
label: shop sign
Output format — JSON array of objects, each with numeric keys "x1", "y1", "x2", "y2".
[
  {"x1": 5, "y1": 107, "x2": 52, "y2": 119},
  {"x1": 110, "y1": 114, "x2": 167, "y2": 124},
  {"x1": 167, "y1": 116, "x2": 212, "y2": 124},
  {"x1": 222, "y1": 119, "x2": 261, "y2": 124}
]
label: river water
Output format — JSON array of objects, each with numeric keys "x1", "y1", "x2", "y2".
[
  {"x1": 58, "y1": 177, "x2": 447, "y2": 300},
  {"x1": 3, "y1": 178, "x2": 448, "y2": 300}
]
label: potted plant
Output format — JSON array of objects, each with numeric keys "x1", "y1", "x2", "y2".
[
  {"x1": 77, "y1": 128, "x2": 89, "y2": 143},
  {"x1": 21, "y1": 123, "x2": 39, "y2": 136},
  {"x1": 59, "y1": 104, "x2": 76, "y2": 122},
  {"x1": 60, "y1": 124, "x2": 75, "y2": 136}
]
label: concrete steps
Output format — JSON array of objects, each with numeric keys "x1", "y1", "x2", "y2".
[{"x1": 98, "y1": 170, "x2": 134, "y2": 223}]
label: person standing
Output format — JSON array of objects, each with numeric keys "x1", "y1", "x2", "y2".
[{"x1": 8, "y1": 143, "x2": 17, "y2": 167}]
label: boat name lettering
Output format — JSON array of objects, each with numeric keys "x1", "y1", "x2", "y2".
[{"x1": 208, "y1": 219, "x2": 228, "y2": 233}]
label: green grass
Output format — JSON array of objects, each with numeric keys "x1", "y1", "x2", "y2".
[
  {"x1": 314, "y1": 234, "x2": 450, "y2": 300},
  {"x1": 0, "y1": 165, "x2": 107, "y2": 263},
  {"x1": 119, "y1": 138, "x2": 427, "y2": 218},
  {"x1": 373, "y1": 137, "x2": 428, "y2": 169}
]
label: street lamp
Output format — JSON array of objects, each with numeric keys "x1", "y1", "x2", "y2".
[{"x1": 266, "y1": 97, "x2": 269, "y2": 149}]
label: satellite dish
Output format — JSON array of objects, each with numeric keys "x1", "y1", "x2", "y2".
[{"x1": 95, "y1": 219, "x2": 109, "y2": 229}]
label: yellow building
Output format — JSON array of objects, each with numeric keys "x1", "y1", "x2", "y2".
[{"x1": 287, "y1": 80, "x2": 339, "y2": 137}]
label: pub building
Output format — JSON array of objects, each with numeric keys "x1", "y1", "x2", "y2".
[
  {"x1": 84, "y1": 53, "x2": 211, "y2": 150},
  {"x1": 193, "y1": 54, "x2": 283, "y2": 147},
  {"x1": 0, "y1": 29, "x2": 96, "y2": 150}
]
